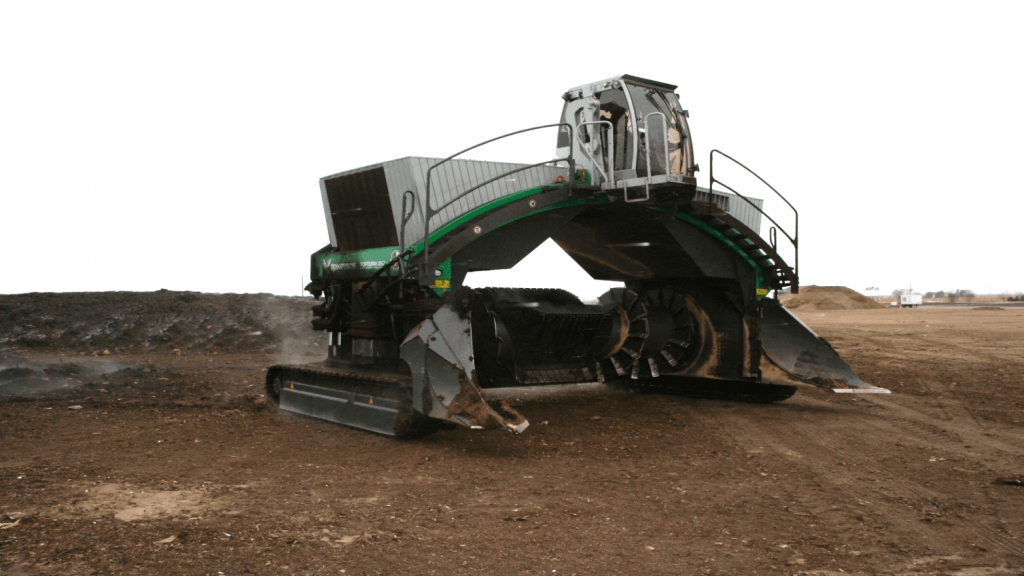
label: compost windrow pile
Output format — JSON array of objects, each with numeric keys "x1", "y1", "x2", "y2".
[
  {"x1": 780, "y1": 285, "x2": 884, "y2": 311},
  {"x1": 0, "y1": 290, "x2": 318, "y2": 352},
  {"x1": 0, "y1": 291, "x2": 324, "y2": 402}
]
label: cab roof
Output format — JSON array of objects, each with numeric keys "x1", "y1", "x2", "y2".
[{"x1": 562, "y1": 74, "x2": 678, "y2": 101}]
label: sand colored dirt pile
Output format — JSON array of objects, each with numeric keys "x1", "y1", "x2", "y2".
[{"x1": 780, "y1": 285, "x2": 884, "y2": 311}]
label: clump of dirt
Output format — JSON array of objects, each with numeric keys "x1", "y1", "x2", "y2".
[
  {"x1": 780, "y1": 285, "x2": 884, "y2": 311},
  {"x1": 0, "y1": 290, "x2": 321, "y2": 353}
]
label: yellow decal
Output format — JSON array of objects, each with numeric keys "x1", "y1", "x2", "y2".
[
  {"x1": 433, "y1": 279, "x2": 451, "y2": 290},
  {"x1": 756, "y1": 288, "x2": 770, "y2": 296}
]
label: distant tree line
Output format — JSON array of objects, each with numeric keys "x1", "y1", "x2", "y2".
[
  {"x1": 886, "y1": 288, "x2": 1023, "y2": 303},
  {"x1": 891, "y1": 289, "x2": 978, "y2": 302},
  {"x1": 920, "y1": 289, "x2": 975, "y2": 303}
]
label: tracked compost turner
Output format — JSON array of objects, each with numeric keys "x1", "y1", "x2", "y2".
[{"x1": 266, "y1": 74, "x2": 888, "y2": 437}]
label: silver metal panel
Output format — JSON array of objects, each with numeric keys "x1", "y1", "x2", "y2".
[
  {"x1": 726, "y1": 194, "x2": 764, "y2": 235},
  {"x1": 319, "y1": 177, "x2": 338, "y2": 247},
  {"x1": 381, "y1": 159, "x2": 423, "y2": 248},
  {"x1": 696, "y1": 186, "x2": 763, "y2": 234},
  {"x1": 380, "y1": 157, "x2": 565, "y2": 247},
  {"x1": 694, "y1": 186, "x2": 731, "y2": 212}
]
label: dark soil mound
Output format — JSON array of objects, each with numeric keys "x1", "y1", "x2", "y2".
[
  {"x1": 0, "y1": 359, "x2": 149, "y2": 399},
  {"x1": 780, "y1": 285, "x2": 884, "y2": 311},
  {"x1": 0, "y1": 290, "x2": 319, "y2": 352}
]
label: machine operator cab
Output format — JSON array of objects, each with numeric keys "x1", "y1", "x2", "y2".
[{"x1": 556, "y1": 75, "x2": 697, "y2": 197}]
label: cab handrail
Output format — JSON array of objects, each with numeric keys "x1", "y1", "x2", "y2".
[{"x1": 418, "y1": 123, "x2": 577, "y2": 280}]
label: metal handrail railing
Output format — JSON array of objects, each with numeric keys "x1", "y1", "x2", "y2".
[
  {"x1": 625, "y1": 112, "x2": 669, "y2": 203},
  {"x1": 709, "y1": 149, "x2": 798, "y2": 283},
  {"x1": 418, "y1": 123, "x2": 576, "y2": 281},
  {"x1": 574, "y1": 120, "x2": 613, "y2": 186},
  {"x1": 645, "y1": 112, "x2": 669, "y2": 179},
  {"x1": 398, "y1": 190, "x2": 421, "y2": 276}
]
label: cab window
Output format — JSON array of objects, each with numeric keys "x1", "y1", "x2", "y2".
[
  {"x1": 627, "y1": 85, "x2": 687, "y2": 176},
  {"x1": 598, "y1": 88, "x2": 633, "y2": 172}
]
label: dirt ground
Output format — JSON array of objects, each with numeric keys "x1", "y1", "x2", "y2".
[{"x1": 2, "y1": 291, "x2": 1023, "y2": 575}]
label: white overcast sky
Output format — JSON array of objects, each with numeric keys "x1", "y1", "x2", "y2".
[{"x1": 3, "y1": 2, "x2": 1022, "y2": 298}]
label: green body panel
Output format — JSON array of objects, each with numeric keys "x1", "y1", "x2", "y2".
[
  {"x1": 314, "y1": 246, "x2": 403, "y2": 278},
  {"x1": 313, "y1": 246, "x2": 453, "y2": 297},
  {"x1": 428, "y1": 258, "x2": 453, "y2": 297}
]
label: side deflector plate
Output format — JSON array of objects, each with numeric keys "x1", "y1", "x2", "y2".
[
  {"x1": 280, "y1": 381, "x2": 404, "y2": 435},
  {"x1": 760, "y1": 300, "x2": 890, "y2": 394}
]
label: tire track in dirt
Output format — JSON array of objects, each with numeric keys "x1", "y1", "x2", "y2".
[
  {"x1": 716, "y1": 398, "x2": 1024, "y2": 558},
  {"x1": 818, "y1": 333, "x2": 1023, "y2": 466},
  {"x1": 778, "y1": 417, "x2": 1023, "y2": 559},
  {"x1": 854, "y1": 395, "x2": 1024, "y2": 472},
  {"x1": 826, "y1": 329, "x2": 1024, "y2": 388}
]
